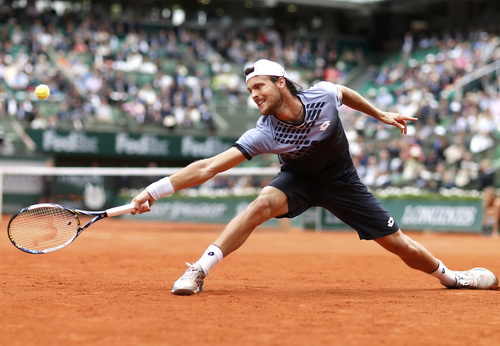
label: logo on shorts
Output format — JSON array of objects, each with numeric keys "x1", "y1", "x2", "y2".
[{"x1": 387, "y1": 217, "x2": 394, "y2": 227}]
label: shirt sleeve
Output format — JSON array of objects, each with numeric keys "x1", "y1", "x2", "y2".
[
  {"x1": 313, "y1": 81, "x2": 342, "y2": 108},
  {"x1": 234, "y1": 121, "x2": 274, "y2": 159}
]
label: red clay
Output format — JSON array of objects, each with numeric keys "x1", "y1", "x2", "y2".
[{"x1": 1, "y1": 215, "x2": 499, "y2": 346}]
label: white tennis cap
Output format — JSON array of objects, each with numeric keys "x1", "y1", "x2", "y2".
[{"x1": 245, "y1": 59, "x2": 303, "y2": 91}]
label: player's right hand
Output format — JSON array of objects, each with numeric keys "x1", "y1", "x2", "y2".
[{"x1": 131, "y1": 190, "x2": 154, "y2": 214}]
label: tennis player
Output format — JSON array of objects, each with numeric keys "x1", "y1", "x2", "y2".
[{"x1": 132, "y1": 59, "x2": 498, "y2": 295}]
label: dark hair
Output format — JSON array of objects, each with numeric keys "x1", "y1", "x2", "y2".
[
  {"x1": 244, "y1": 66, "x2": 254, "y2": 76},
  {"x1": 244, "y1": 67, "x2": 299, "y2": 97}
]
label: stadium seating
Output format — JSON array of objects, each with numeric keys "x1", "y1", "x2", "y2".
[{"x1": 0, "y1": 6, "x2": 498, "y2": 191}]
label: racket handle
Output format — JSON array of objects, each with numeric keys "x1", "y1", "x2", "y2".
[{"x1": 106, "y1": 201, "x2": 149, "y2": 217}]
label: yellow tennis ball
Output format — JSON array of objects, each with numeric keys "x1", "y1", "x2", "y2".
[{"x1": 35, "y1": 84, "x2": 50, "y2": 100}]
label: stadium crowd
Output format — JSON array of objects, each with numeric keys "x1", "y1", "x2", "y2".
[
  {"x1": 0, "y1": 5, "x2": 498, "y2": 193},
  {"x1": 353, "y1": 25, "x2": 500, "y2": 191}
]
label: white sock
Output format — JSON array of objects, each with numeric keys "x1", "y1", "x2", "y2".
[
  {"x1": 195, "y1": 244, "x2": 223, "y2": 275},
  {"x1": 430, "y1": 260, "x2": 456, "y2": 287}
]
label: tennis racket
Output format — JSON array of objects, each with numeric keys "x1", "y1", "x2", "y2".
[{"x1": 7, "y1": 202, "x2": 141, "y2": 254}]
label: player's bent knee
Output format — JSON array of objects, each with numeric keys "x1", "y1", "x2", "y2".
[
  {"x1": 247, "y1": 198, "x2": 274, "y2": 218},
  {"x1": 246, "y1": 196, "x2": 284, "y2": 223}
]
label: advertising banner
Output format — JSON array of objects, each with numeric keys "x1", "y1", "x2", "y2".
[
  {"x1": 304, "y1": 199, "x2": 483, "y2": 233},
  {"x1": 26, "y1": 129, "x2": 235, "y2": 159}
]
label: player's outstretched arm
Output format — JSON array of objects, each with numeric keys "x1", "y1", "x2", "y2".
[
  {"x1": 131, "y1": 147, "x2": 247, "y2": 213},
  {"x1": 336, "y1": 85, "x2": 417, "y2": 134}
]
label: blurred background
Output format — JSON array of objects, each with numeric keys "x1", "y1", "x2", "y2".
[{"x1": 0, "y1": 0, "x2": 498, "y2": 232}]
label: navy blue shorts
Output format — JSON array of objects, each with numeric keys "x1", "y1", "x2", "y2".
[{"x1": 267, "y1": 171, "x2": 399, "y2": 240}]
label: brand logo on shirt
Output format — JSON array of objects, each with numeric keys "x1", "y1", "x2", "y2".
[
  {"x1": 387, "y1": 217, "x2": 394, "y2": 227},
  {"x1": 319, "y1": 121, "x2": 331, "y2": 131}
]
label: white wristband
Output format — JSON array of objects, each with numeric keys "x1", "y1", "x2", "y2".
[{"x1": 146, "y1": 177, "x2": 175, "y2": 200}]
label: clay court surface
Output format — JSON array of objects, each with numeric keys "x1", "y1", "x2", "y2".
[{"x1": 1, "y1": 214, "x2": 499, "y2": 346}]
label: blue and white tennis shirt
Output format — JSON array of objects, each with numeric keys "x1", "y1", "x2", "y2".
[{"x1": 235, "y1": 81, "x2": 358, "y2": 182}]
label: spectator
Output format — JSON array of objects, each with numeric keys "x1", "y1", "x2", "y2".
[
  {"x1": 444, "y1": 135, "x2": 467, "y2": 166},
  {"x1": 476, "y1": 158, "x2": 496, "y2": 190},
  {"x1": 401, "y1": 145, "x2": 424, "y2": 183},
  {"x1": 95, "y1": 97, "x2": 114, "y2": 124},
  {"x1": 469, "y1": 128, "x2": 495, "y2": 154},
  {"x1": 455, "y1": 151, "x2": 480, "y2": 187}
]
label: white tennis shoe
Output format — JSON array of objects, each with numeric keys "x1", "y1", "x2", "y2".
[
  {"x1": 172, "y1": 262, "x2": 206, "y2": 295},
  {"x1": 444, "y1": 267, "x2": 498, "y2": 290}
]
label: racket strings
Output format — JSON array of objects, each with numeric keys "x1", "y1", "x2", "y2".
[{"x1": 8, "y1": 207, "x2": 79, "y2": 252}]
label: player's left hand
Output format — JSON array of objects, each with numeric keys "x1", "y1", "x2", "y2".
[{"x1": 379, "y1": 112, "x2": 417, "y2": 135}]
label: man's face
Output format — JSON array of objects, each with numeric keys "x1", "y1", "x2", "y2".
[{"x1": 246, "y1": 75, "x2": 285, "y2": 115}]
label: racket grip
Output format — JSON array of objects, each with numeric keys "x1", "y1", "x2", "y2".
[{"x1": 106, "y1": 201, "x2": 149, "y2": 217}]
